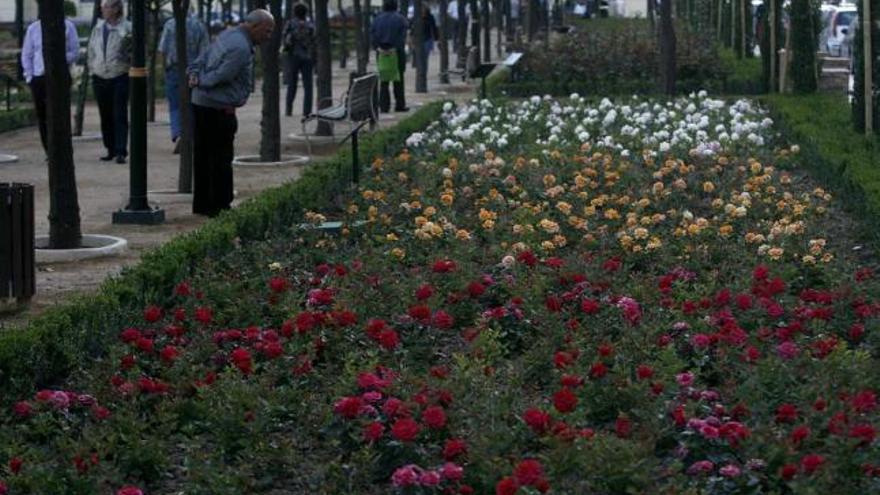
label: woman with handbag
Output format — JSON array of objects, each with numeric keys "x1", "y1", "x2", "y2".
[{"x1": 371, "y1": 0, "x2": 409, "y2": 113}]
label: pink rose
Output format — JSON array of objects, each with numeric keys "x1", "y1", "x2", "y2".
[
  {"x1": 441, "y1": 462, "x2": 464, "y2": 481},
  {"x1": 719, "y1": 464, "x2": 741, "y2": 477},
  {"x1": 418, "y1": 470, "x2": 441, "y2": 486},
  {"x1": 676, "y1": 372, "x2": 694, "y2": 387},
  {"x1": 391, "y1": 465, "x2": 420, "y2": 487}
]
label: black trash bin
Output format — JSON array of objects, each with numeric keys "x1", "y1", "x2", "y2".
[{"x1": 1, "y1": 183, "x2": 35, "y2": 302}]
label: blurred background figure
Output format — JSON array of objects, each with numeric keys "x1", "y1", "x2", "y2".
[{"x1": 282, "y1": 3, "x2": 316, "y2": 118}]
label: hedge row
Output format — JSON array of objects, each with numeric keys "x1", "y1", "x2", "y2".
[
  {"x1": 0, "y1": 108, "x2": 36, "y2": 134},
  {"x1": 0, "y1": 102, "x2": 445, "y2": 400},
  {"x1": 763, "y1": 94, "x2": 880, "y2": 242}
]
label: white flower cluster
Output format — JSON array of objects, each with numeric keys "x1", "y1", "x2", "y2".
[{"x1": 404, "y1": 92, "x2": 775, "y2": 161}]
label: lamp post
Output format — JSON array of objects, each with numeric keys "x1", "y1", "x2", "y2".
[
  {"x1": 113, "y1": 0, "x2": 165, "y2": 224},
  {"x1": 865, "y1": 0, "x2": 874, "y2": 135}
]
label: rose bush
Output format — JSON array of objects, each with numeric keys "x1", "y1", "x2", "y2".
[{"x1": 0, "y1": 94, "x2": 878, "y2": 494}]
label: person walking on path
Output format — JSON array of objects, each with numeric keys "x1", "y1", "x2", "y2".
[
  {"x1": 282, "y1": 3, "x2": 315, "y2": 118},
  {"x1": 87, "y1": 0, "x2": 132, "y2": 164},
  {"x1": 20, "y1": 10, "x2": 80, "y2": 154},
  {"x1": 371, "y1": 0, "x2": 409, "y2": 113},
  {"x1": 158, "y1": 8, "x2": 209, "y2": 153},
  {"x1": 187, "y1": 9, "x2": 275, "y2": 217}
]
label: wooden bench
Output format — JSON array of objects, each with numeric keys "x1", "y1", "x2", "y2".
[
  {"x1": 301, "y1": 72, "x2": 378, "y2": 155},
  {"x1": 441, "y1": 46, "x2": 479, "y2": 82}
]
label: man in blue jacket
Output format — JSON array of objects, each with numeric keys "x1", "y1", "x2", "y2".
[
  {"x1": 187, "y1": 9, "x2": 274, "y2": 217},
  {"x1": 371, "y1": 0, "x2": 409, "y2": 112}
]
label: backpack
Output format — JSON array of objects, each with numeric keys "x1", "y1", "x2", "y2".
[{"x1": 283, "y1": 19, "x2": 315, "y2": 59}]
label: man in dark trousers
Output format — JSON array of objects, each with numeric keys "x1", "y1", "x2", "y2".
[
  {"x1": 187, "y1": 9, "x2": 275, "y2": 217},
  {"x1": 371, "y1": 0, "x2": 409, "y2": 112}
]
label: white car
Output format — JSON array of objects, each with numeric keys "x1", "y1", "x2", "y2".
[{"x1": 825, "y1": 4, "x2": 857, "y2": 56}]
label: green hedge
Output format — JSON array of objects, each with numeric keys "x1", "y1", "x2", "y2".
[
  {"x1": 0, "y1": 108, "x2": 36, "y2": 134},
  {"x1": 763, "y1": 94, "x2": 880, "y2": 241},
  {"x1": 0, "y1": 102, "x2": 445, "y2": 400}
]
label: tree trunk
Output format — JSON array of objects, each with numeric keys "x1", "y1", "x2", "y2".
[
  {"x1": 494, "y1": 0, "x2": 502, "y2": 57},
  {"x1": 315, "y1": 0, "x2": 333, "y2": 136},
  {"x1": 647, "y1": 0, "x2": 656, "y2": 29},
  {"x1": 414, "y1": 0, "x2": 427, "y2": 92},
  {"x1": 439, "y1": 0, "x2": 450, "y2": 82},
  {"x1": 171, "y1": 0, "x2": 194, "y2": 192},
  {"x1": 470, "y1": 0, "x2": 481, "y2": 62},
  {"x1": 40, "y1": 0, "x2": 82, "y2": 249},
  {"x1": 257, "y1": 0, "x2": 283, "y2": 161},
  {"x1": 338, "y1": 0, "x2": 349, "y2": 68},
  {"x1": 659, "y1": 0, "x2": 676, "y2": 96},
  {"x1": 481, "y1": 0, "x2": 490, "y2": 62},
  {"x1": 789, "y1": 0, "x2": 817, "y2": 93},
  {"x1": 74, "y1": 0, "x2": 101, "y2": 136},
  {"x1": 354, "y1": 0, "x2": 368, "y2": 73},
  {"x1": 363, "y1": 0, "x2": 372, "y2": 67},
  {"x1": 147, "y1": 3, "x2": 161, "y2": 122},
  {"x1": 456, "y1": 0, "x2": 467, "y2": 67}
]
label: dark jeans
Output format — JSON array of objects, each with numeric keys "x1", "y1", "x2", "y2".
[
  {"x1": 379, "y1": 48, "x2": 406, "y2": 112},
  {"x1": 193, "y1": 104, "x2": 237, "y2": 217},
  {"x1": 93, "y1": 74, "x2": 129, "y2": 157},
  {"x1": 285, "y1": 54, "x2": 314, "y2": 117},
  {"x1": 28, "y1": 76, "x2": 48, "y2": 153}
]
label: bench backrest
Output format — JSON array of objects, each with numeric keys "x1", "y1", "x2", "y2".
[
  {"x1": 347, "y1": 73, "x2": 378, "y2": 123},
  {"x1": 465, "y1": 47, "x2": 479, "y2": 78}
]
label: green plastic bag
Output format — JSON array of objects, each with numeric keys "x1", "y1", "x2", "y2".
[{"x1": 377, "y1": 50, "x2": 400, "y2": 83}]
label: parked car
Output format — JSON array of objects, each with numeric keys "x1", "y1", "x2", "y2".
[
  {"x1": 842, "y1": 14, "x2": 858, "y2": 69},
  {"x1": 824, "y1": 3, "x2": 857, "y2": 56}
]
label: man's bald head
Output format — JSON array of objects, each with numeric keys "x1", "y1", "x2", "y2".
[{"x1": 243, "y1": 9, "x2": 276, "y2": 45}]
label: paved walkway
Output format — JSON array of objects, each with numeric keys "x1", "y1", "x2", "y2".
[{"x1": 0, "y1": 47, "x2": 479, "y2": 327}]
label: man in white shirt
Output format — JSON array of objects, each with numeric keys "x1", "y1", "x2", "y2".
[{"x1": 20, "y1": 15, "x2": 80, "y2": 153}]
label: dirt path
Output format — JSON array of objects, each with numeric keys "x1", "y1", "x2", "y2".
[{"x1": 0, "y1": 48, "x2": 478, "y2": 328}]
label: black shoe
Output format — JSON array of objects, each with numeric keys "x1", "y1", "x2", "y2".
[
  {"x1": 115, "y1": 155, "x2": 126, "y2": 164},
  {"x1": 394, "y1": 106, "x2": 410, "y2": 113},
  {"x1": 173, "y1": 140, "x2": 181, "y2": 155},
  {"x1": 100, "y1": 153, "x2": 114, "y2": 161}
]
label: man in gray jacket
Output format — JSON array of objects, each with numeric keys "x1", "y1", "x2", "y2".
[{"x1": 187, "y1": 9, "x2": 275, "y2": 217}]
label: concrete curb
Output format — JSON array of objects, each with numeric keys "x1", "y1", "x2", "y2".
[
  {"x1": 0, "y1": 153, "x2": 20, "y2": 164},
  {"x1": 35, "y1": 234, "x2": 128, "y2": 264},
  {"x1": 72, "y1": 133, "x2": 102, "y2": 143},
  {"x1": 232, "y1": 154, "x2": 310, "y2": 167}
]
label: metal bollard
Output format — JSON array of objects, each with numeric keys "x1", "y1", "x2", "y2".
[{"x1": 1, "y1": 183, "x2": 36, "y2": 302}]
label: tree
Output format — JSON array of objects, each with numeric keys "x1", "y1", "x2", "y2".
[
  {"x1": 456, "y1": 0, "x2": 467, "y2": 67},
  {"x1": 659, "y1": 0, "x2": 676, "y2": 96},
  {"x1": 39, "y1": 0, "x2": 82, "y2": 248},
  {"x1": 789, "y1": 0, "x2": 818, "y2": 93},
  {"x1": 470, "y1": 0, "x2": 480, "y2": 61},
  {"x1": 146, "y1": 0, "x2": 168, "y2": 122},
  {"x1": 481, "y1": 0, "x2": 489, "y2": 62},
  {"x1": 414, "y1": 0, "x2": 427, "y2": 92},
  {"x1": 171, "y1": 0, "x2": 194, "y2": 192},
  {"x1": 353, "y1": 0, "x2": 369, "y2": 73},
  {"x1": 338, "y1": 0, "x2": 349, "y2": 68},
  {"x1": 439, "y1": 0, "x2": 450, "y2": 82},
  {"x1": 759, "y1": 0, "x2": 782, "y2": 92},
  {"x1": 315, "y1": 0, "x2": 333, "y2": 136},
  {"x1": 853, "y1": 0, "x2": 879, "y2": 133},
  {"x1": 257, "y1": 0, "x2": 283, "y2": 161}
]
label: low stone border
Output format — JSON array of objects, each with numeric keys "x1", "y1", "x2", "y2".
[
  {"x1": 287, "y1": 133, "x2": 340, "y2": 146},
  {"x1": 72, "y1": 132, "x2": 102, "y2": 143},
  {"x1": 35, "y1": 234, "x2": 128, "y2": 264},
  {"x1": 0, "y1": 153, "x2": 19, "y2": 164},
  {"x1": 232, "y1": 154, "x2": 310, "y2": 167}
]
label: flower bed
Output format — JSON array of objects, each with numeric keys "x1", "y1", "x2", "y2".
[{"x1": 1, "y1": 94, "x2": 879, "y2": 494}]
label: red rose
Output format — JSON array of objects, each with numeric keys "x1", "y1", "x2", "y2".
[
  {"x1": 790, "y1": 425, "x2": 810, "y2": 445},
  {"x1": 849, "y1": 424, "x2": 876, "y2": 446},
  {"x1": 422, "y1": 405, "x2": 448, "y2": 429},
  {"x1": 514, "y1": 459, "x2": 545, "y2": 486},
  {"x1": 116, "y1": 487, "x2": 144, "y2": 495},
  {"x1": 9, "y1": 457, "x2": 22, "y2": 474},
  {"x1": 194, "y1": 306, "x2": 213, "y2": 324},
  {"x1": 753, "y1": 265, "x2": 769, "y2": 281},
  {"x1": 160, "y1": 345, "x2": 180, "y2": 363},
  {"x1": 174, "y1": 281, "x2": 191, "y2": 296},
  {"x1": 775, "y1": 404, "x2": 798, "y2": 423},
  {"x1": 143, "y1": 305, "x2": 162, "y2": 323},
  {"x1": 780, "y1": 463, "x2": 798, "y2": 480},
  {"x1": 495, "y1": 476, "x2": 519, "y2": 495},
  {"x1": 333, "y1": 396, "x2": 365, "y2": 419},
  {"x1": 230, "y1": 348, "x2": 253, "y2": 374},
  {"x1": 362, "y1": 421, "x2": 384, "y2": 442},
  {"x1": 517, "y1": 250, "x2": 538, "y2": 267},
  {"x1": 268, "y1": 276, "x2": 289, "y2": 293},
  {"x1": 262, "y1": 341, "x2": 284, "y2": 359},
  {"x1": 553, "y1": 387, "x2": 578, "y2": 413},
  {"x1": 135, "y1": 338, "x2": 154, "y2": 353},
  {"x1": 553, "y1": 351, "x2": 575, "y2": 369},
  {"x1": 415, "y1": 284, "x2": 434, "y2": 300},
  {"x1": 467, "y1": 281, "x2": 486, "y2": 298},
  {"x1": 589, "y1": 362, "x2": 608, "y2": 379},
  {"x1": 432, "y1": 259, "x2": 457, "y2": 273},
  {"x1": 615, "y1": 415, "x2": 632, "y2": 438},
  {"x1": 120, "y1": 328, "x2": 142, "y2": 343},
  {"x1": 92, "y1": 405, "x2": 112, "y2": 421},
  {"x1": 545, "y1": 295, "x2": 562, "y2": 312},
  {"x1": 0, "y1": 481, "x2": 8, "y2": 495},
  {"x1": 523, "y1": 408, "x2": 551, "y2": 434},
  {"x1": 580, "y1": 298, "x2": 600, "y2": 314},
  {"x1": 391, "y1": 417, "x2": 421, "y2": 442},
  {"x1": 408, "y1": 305, "x2": 432, "y2": 321},
  {"x1": 443, "y1": 438, "x2": 468, "y2": 460},
  {"x1": 851, "y1": 390, "x2": 877, "y2": 413},
  {"x1": 378, "y1": 329, "x2": 400, "y2": 350},
  {"x1": 432, "y1": 310, "x2": 455, "y2": 329},
  {"x1": 801, "y1": 454, "x2": 826, "y2": 474},
  {"x1": 636, "y1": 365, "x2": 654, "y2": 379}
]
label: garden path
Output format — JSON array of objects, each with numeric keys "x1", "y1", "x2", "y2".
[{"x1": 0, "y1": 47, "x2": 478, "y2": 328}]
